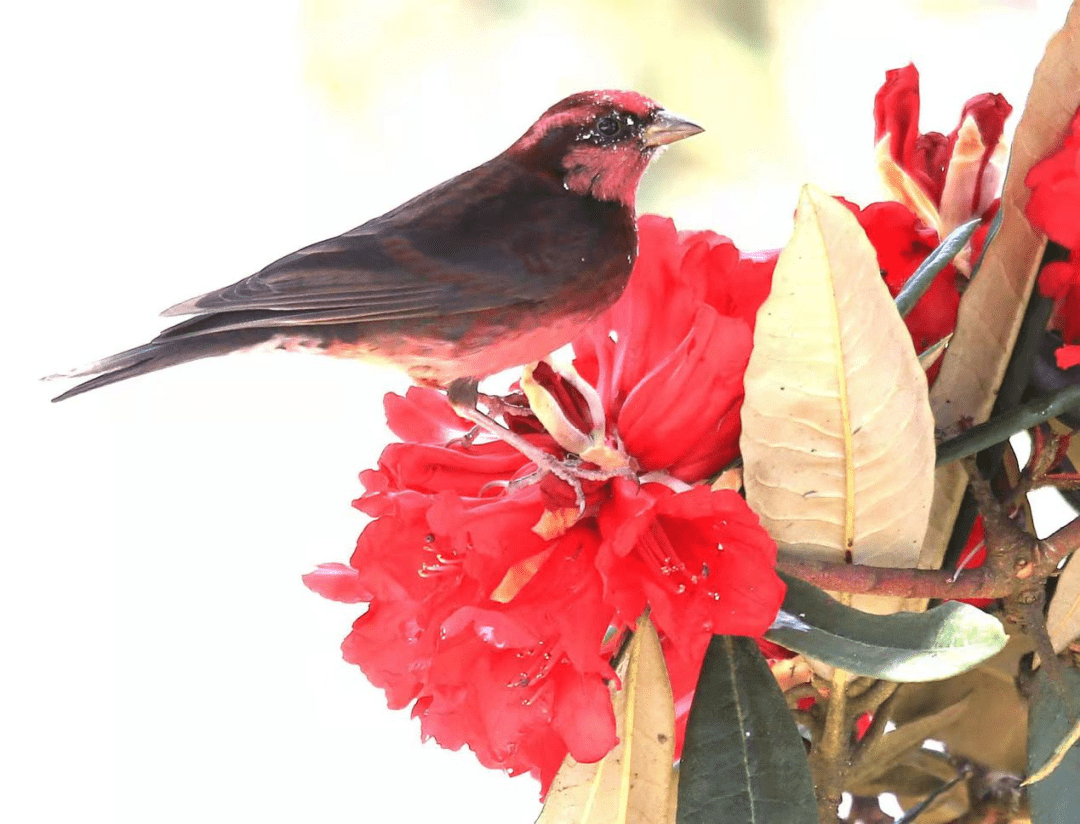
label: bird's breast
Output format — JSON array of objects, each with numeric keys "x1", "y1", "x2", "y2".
[{"x1": 317, "y1": 304, "x2": 603, "y2": 385}]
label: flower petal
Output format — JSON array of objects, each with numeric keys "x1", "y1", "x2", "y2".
[{"x1": 302, "y1": 563, "x2": 371, "y2": 603}]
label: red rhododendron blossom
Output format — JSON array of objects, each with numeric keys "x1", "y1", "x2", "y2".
[
  {"x1": 572, "y1": 215, "x2": 775, "y2": 481},
  {"x1": 1026, "y1": 108, "x2": 1080, "y2": 250},
  {"x1": 1025, "y1": 107, "x2": 1080, "y2": 369},
  {"x1": 1038, "y1": 255, "x2": 1080, "y2": 369},
  {"x1": 874, "y1": 64, "x2": 1011, "y2": 244},
  {"x1": 842, "y1": 199, "x2": 961, "y2": 358},
  {"x1": 305, "y1": 218, "x2": 788, "y2": 793}
]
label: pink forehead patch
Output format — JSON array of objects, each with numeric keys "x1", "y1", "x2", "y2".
[
  {"x1": 545, "y1": 89, "x2": 658, "y2": 119},
  {"x1": 510, "y1": 90, "x2": 661, "y2": 154}
]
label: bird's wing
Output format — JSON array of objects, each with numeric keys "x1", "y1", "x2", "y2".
[{"x1": 158, "y1": 159, "x2": 611, "y2": 334}]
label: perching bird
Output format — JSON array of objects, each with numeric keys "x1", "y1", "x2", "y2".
[{"x1": 49, "y1": 91, "x2": 701, "y2": 410}]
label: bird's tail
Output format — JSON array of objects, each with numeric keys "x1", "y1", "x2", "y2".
[{"x1": 45, "y1": 328, "x2": 276, "y2": 402}]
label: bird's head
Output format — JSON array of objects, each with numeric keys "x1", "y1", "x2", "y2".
[{"x1": 506, "y1": 90, "x2": 703, "y2": 208}]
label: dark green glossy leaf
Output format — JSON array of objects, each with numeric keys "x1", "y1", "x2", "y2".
[
  {"x1": 677, "y1": 635, "x2": 817, "y2": 824},
  {"x1": 766, "y1": 573, "x2": 1006, "y2": 681},
  {"x1": 895, "y1": 218, "x2": 981, "y2": 318},
  {"x1": 1027, "y1": 666, "x2": 1080, "y2": 824}
]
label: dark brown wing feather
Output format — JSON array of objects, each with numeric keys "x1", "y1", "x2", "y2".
[{"x1": 158, "y1": 156, "x2": 633, "y2": 339}]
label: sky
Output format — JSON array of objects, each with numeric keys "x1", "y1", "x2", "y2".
[{"x1": 5, "y1": 1, "x2": 1074, "y2": 822}]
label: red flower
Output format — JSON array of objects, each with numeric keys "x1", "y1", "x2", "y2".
[
  {"x1": 869, "y1": 67, "x2": 1013, "y2": 380},
  {"x1": 305, "y1": 217, "x2": 787, "y2": 793},
  {"x1": 596, "y1": 481, "x2": 783, "y2": 651},
  {"x1": 1025, "y1": 107, "x2": 1080, "y2": 370},
  {"x1": 415, "y1": 526, "x2": 618, "y2": 790},
  {"x1": 875, "y1": 64, "x2": 950, "y2": 207},
  {"x1": 1026, "y1": 109, "x2": 1080, "y2": 250},
  {"x1": 572, "y1": 215, "x2": 775, "y2": 481},
  {"x1": 1038, "y1": 254, "x2": 1080, "y2": 369},
  {"x1": 874, "y1": 64, "x2": 1010, "y2": 264},
  {"x1": 837, "y1": 198, "x2": 960, "y2": 382}
]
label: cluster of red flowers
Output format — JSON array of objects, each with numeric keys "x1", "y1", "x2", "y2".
[
  {"x1": 305, "y1": 66, "x2": 1024, "y2": 790},
  {"x1": 1026, "y1": 108, "x2": 1080, "y2": 370},
  {"x1": 305, "y1": 217, "x2": 786, "y2": 789}
]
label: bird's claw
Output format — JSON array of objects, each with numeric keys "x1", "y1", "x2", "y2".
[{"x1": 446, "y1": 425, "x2": 482, "y2": 450}]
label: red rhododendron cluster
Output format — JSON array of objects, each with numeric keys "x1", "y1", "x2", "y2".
[
  {"x1": 1025, "y1": 107, "x2": 1080, "y2": 370},
  {"x1": 305, "y1": 66, "x2": 1016, "y2": 792},
  {"x1": 306, "y1": 216, "x2": 787, "y2": 791}
]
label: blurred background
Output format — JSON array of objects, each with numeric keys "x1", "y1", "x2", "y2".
[{"x1": 5, "y1": 1, "x2": 1073, "y2": 822}]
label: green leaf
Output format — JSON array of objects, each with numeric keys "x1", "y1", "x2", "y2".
[
  {"x1": 1027, "y1": 667, "x2": 1080, "y2": 824},
  {"x1": 677, "y1": 636, "x2": 817, "y2": 824},
  {"x1": 895, "y1": 218, "x2": 981, "y2": 318},
  {"x1": 766, "y1": 573, "x2": 1006, "y2": 681}
]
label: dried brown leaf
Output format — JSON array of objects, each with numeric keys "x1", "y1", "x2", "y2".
[
  {"x1": 848, "y1": 693, "x2": 971, "y2": 787},
  {"x1": 537, "y1": 616, "x2": 675, "y2": 824},
  {"x1": 741, "y1": 185, "x2": 936, "y2": 565},
  {"x1": 895, "y1": 776, "x2": 970, "y2": 824},
  {"x1": 889, "y1": 631, "x2": 1035, "y2": 775},
  {"x1": 740, "y1": 185, "x2": 935, "y2": 612},
  {"x1": 850, "y1": 751, "x2": 970, "y2": 824},
  {"x1": 921, "y1": 1, "x2": 1080, "y2": 570},
  {"x1": 664, "y1": 767, "x2": 678, "y2": 823}
]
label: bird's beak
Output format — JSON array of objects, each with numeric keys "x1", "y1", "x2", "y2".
[{"x1": 642, "y1": 110, "x2": 704, "y2": 147}]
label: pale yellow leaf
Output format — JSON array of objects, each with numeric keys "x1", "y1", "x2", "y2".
[
  {"x1": 921, "y1": 1, "x2": 1080, "y2": 571},
  {"x1": 1047, "y1": 556, "x2": 1080, "y2": 655},
  {"x1": 536, "y1": 616, "x2": 675, "y2": 824},
  {"x1": 664, "y1": 767, "x2": 679, "y2": 824},
  {"x1": 740, "y1": 185, "x2": 935, "y2": 591}
]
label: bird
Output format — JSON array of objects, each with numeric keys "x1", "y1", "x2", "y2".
[
  {"x1": 47, "y1": 90, "x2": 701, "y2": 494},
  {"x1": 49, "y1": 90, "x2": 700, "y2": 403}
]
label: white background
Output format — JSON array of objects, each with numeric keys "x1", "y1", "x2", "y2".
[{"x1": 5, "y1": 2, "x2": 1074, "y2": 822}]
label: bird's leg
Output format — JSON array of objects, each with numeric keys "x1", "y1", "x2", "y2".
[
  {"x1": 446, "y1": 379, "x2": 633, "y2": 512},
  {"x1": 448, "y1": 379, "x2": 587, "y2": 510}
]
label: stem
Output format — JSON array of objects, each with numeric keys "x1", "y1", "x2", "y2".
[
  {"x1": 894, "y1": 771, "x2": 968, "y2": 824},
  {"x1": 936, "y1": 384, "x2": 1080, "y2": 467},
  {"x1": 849, "y1": 684, "x2": 900, "y2": 777},
  {"x1": 848, "y1": 679, "x2": 899, "y2": 716},
  {"x1": 776, "y1": 481, "x2": 1080, "y2": 601},
  {"x1": 942, "y1": 280, "x2": 1057, "y2": 571},
  {"x1": 776, "y1": 556, "x2": 1004, "y2": 599},
  {"x1": 1044, "y1": 517, "x2": 1080, "y2": 565},
  {"x1": 812, "y1": 668, "x2": 851, "y2": 823},
  {"x1": 895, "y1": 218, "x2": 981, "y2": 317}
]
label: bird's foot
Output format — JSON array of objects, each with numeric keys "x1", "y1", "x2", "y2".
[
  {"x1": 449, "y1": 405, "x2": 631, "y2": 513},
  {"x1": 446, "y1": 378, "x2": 636, "y2": 513},
  {"x1": 477, "y1": 391, "x2": 532, "y2": 420}
]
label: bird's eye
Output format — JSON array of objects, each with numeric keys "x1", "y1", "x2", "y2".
[{"x1": 596, "y1": 116, "x2": 622, "y2": 137}]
